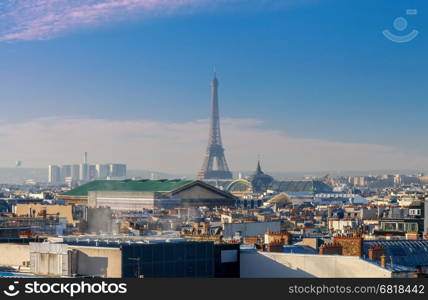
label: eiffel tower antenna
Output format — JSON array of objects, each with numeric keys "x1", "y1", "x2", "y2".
[{"x1": 197, "y1": 72, "x2": 233, "y2": 180}]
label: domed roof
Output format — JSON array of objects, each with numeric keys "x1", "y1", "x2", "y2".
[
  {"x1": 250, "y1": 161, "x2": 274, "y2": 193},
  {"x1": 267, "y1": 192, "x2": 291, "y2": 204},
  {"x1": 226, "y1": 179, "x2": 252, "y2": 193}
]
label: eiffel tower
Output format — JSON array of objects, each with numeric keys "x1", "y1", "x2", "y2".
[{"x1": 197, "y1": 73, "x2": 233, "y2": 180}]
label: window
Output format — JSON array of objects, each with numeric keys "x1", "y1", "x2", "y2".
[
  {"x1": 383, "y1": 222, "x2": 397, "y2": 231},
  {"x1": 405, "y1": 223, "x2": 418, "y2": 232},
  {"x1": 409, "y1": 209, "x2": 421, "y2": 216}
]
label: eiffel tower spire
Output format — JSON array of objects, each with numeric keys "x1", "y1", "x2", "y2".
[{"x1": 197, "y1": 73, "x2": 233, "y2": 180}]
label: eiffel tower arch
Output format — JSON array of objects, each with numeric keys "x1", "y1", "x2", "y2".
[{"x1": 197, "y1": 73, "x2": 233, "y2": 180}]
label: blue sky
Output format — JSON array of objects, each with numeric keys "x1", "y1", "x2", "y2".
[{"x1": 0, "y1": 0, "x2": 427, "y2": 173}]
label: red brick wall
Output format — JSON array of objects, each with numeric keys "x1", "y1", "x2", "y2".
[
  {"x1": 265, "y1": 243, "x2": 284, "y2": 252},
  {"x1": 319, "y1": 243, "x2": 343, "y2": 255},
  {"x1": 333, "y1": 236, "x2": 363, "y2": 256},
  {"x1": 265, "y1": 232, "x2": 292, "y2": 245}
]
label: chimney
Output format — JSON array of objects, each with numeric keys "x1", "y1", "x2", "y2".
[
  {"x1": 193, "y1": 222, "x2": 200, "y2": 235},
  {"x1": 201, "y1": 221, "x2": 209, "y2": 234},
  {"x1": 333, "y1": 235, "x2": 363, "y2": 257},
  {"x1": 328, "y1": 206, "x2": 333, "y2": 218},
  {"x1": 413, "y1": 266, "x2": 424, "y2": 278},
  {"x1": 264, "y1": 231, "x2": 292, "y2": 245},
  {"x1": 283, "y1": 232, "x2": 292, "y2": 245},
  {"x1": 368, "y1": 245, "x2": 386, "y2": 261},
  {"x1": 265, "y1": 242, "x2": 284, "y2": 252},
  {"x1": 380, "y1": 255, "x2": 386, "y2": 268},
  {"x1": 319, "y1": 242, "x2": 343, "y2": 255}
]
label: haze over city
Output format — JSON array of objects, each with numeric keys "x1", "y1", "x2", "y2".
[
  {"x1": 1, "y1": 0, "x2": 428, "y2": 285},
  {"x1": 1, "y1": 0, "x2": 427, "y2": 175}
]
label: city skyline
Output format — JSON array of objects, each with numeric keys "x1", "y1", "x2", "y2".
[{"x1": 0, "y1": 0, "x2": 427, "y2": 174}]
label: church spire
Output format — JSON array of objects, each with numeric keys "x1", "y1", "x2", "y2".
[{"x1": 256, "y1": 159, "x2": 263, "y2": 175}]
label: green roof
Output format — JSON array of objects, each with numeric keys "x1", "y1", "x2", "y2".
[{"x1": 62, "y1": 179, "x2": 194, "y2": 197}]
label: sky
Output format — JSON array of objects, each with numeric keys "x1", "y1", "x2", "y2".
[{"x1": 0, "y1": 0, "x2": 427, "y2": 175}]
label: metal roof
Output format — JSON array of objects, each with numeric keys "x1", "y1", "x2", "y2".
[
  {"x1": 62, "y1": 235, "x2": 192, "y2": 247},
  {"x1": 363, "y1": 240, "x2": 428, "y2": 268},
  {"x1": 269, "y1": 180, "x2": 333, "y2": 194},
  {"x1": 62, "y1": 179, "x2": 194, "y2": 196}
]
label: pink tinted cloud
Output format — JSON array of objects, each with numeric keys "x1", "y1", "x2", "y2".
[
  {"x1": 0, "y1": 0, "x2": 313, "y2": 41},
  {"x1": 0, "y1": 0, "x2": 208, "y2": 41}
]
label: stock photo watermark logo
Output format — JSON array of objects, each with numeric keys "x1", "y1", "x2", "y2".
[
  {"x1": 3, "y1": 281, "x2": 20, "y2": 297},
  {"x1": 383, "y1": 9, "x2": 419, "y2": 43},
  {"x1": 2, "y1": 281, "x2": 128, "y2": 297}
]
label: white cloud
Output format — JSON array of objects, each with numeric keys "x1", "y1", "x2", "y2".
[{"x1": 0, "y1": 117, "x2": 426, "y2": 174}]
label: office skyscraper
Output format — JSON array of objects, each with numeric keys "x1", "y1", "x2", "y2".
[{"x1": 48, "y1": 165, "x2": 61, "y2": 184}]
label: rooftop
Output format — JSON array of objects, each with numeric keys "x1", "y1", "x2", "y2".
[
  {"x1": 363, "y1": 240, "x2": 428, "y2": 268},
  {"x1": 62, "y1": 179, "x2": 194, "y2": 196},
  {"x1": 269, "y1": 180, "x2": 333, "y2": 194},
  {"x1": 62, "y1": 235, "x2": 189, "y2": 246}
]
